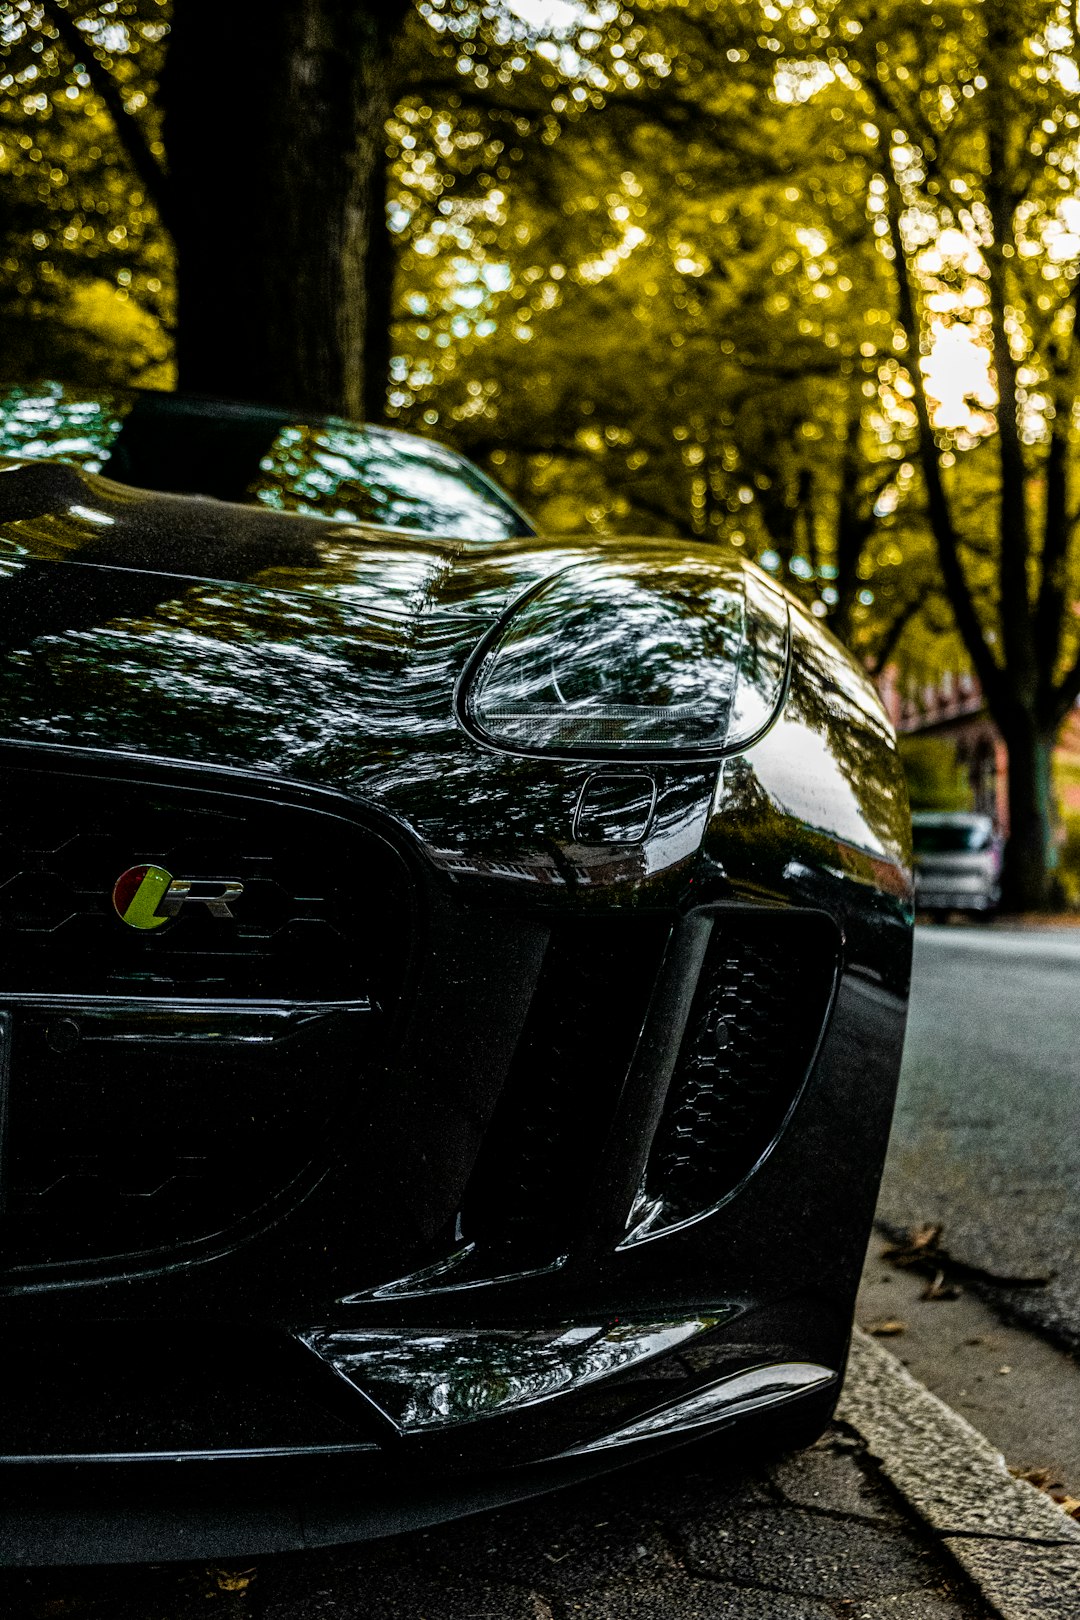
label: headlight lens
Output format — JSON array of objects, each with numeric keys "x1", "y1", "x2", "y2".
[{"x1": 459, "y1": 553, "x2": 789, "y2": 758}]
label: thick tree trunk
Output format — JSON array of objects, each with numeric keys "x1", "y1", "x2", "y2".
[
  {"x1": 999, "y1": 714, "x2": 1058, "y2": 912},
  {"x1": 162, "y1": 0, "x2": 407, "y2": 418}
]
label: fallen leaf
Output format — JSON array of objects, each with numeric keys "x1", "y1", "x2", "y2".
[
  {"x1": 1013, "y1": 1467, "x2": 1057, "y2": 1488},
  {"x1": 867, "y1": 1318, "x2": 907, "y2": 1336},
  {"x1": 883, "y1": 1224, "x2": 943, "y2": 1265},
  {"x1": 209, "y1": 1567, "x2": 257, "y2": 1593},
  {"x1": 921, "y1": 1268, "x2": 962, "y2": 1301},
  {"x1": 883, "y1": 1226, "x2": 1052, "y2": 1290},
  {"x1": 1011, "y1": 1469, "x2": 1080, "y2": 1521}
]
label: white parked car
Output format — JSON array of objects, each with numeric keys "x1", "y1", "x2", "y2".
[{"x1": 912, "y1": 811, "x2": 1003, "y2": 917}]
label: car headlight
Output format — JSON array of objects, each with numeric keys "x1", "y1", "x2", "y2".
[{"x1": 458, "y1": 551, "x2": 790, "y2": 758}]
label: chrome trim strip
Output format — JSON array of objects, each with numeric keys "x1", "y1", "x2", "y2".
[{"x1": 558, "y1": 1361, "x2": 837, "y2": 1456}]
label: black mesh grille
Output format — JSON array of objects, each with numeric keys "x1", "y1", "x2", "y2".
[
  {"x1": 0, "y1": 763, "x2": 411, "y2": 1273},
  {"x1": 642, "y1": 912, "x2": 838, "y2": 1229},
  {"x1": 5, "y1": 1004, "x2": 378, "y2": 1270},
  {"x1": 461, "y1": 918, "x2": 671, "y2": 1267},
  {"x1": 0, "y1": 766, "x2": 410, "y2": 1001}
]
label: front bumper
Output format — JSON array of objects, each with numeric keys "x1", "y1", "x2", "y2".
[
  {"x1": 5, "y1": 1318, "x2": 841, "y2": 1563},
  {"x1": 0, "y1": 681, "x2": 911, "y2": 1561}
]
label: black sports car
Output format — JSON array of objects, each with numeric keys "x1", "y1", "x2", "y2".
[{"x1": 0, "y1": 384, "x2": 912, "y2": 1564}]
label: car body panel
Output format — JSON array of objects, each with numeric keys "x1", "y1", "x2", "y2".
[{"x1": 0, "y1": 414, "x2": 912, "y2": 1563}]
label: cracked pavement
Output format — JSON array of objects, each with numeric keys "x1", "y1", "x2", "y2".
[{"x1": 0, "y1": 1423, "x2": 995, "y2": 1618}]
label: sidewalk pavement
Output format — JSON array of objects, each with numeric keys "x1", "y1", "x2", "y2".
[
  {"x1": 3, "y1": 1331, "x2": 1077, "y2": 1618},
  {"x1": 841, "y1": 1329, "x2": 1080, "y2": 1620}
]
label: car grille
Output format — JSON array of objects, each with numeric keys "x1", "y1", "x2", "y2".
[
  {"x1": 0, "y1": 766, "x2": 407, "y2": 1001},
  {"x1": 637, "y1": 911, "x2": 839, "y2": 1234},
  {"x1": 0, "y1": 761, "x2": 411, "y2": 1274}
]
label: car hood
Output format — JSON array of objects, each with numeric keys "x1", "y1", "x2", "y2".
[
  {"x1": 0, "y1": 455, "x2": 545, "y2": 624},
  {"x1": 0, "y1": 455, "x2": 822, "y2": 888},
  {"x1": 0, "y1": 456, "x2": 908, "y2": 903}
]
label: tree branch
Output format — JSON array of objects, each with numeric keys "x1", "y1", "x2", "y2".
[
  {"x1": 1039, "y1": 272, "x2": 1080, "y2": 713},
  {"x1": 878, "y1": 138, "x2": 1005, "y2": 712},
  {"x1": 40, "y1": 0, "x2": 174, "y2": 233},
  {"x1": 858, "y1": 461, "x2": 903, "y2": 520},
  {"x1": 1036, "y1": 391, "x2": 1072, "y2": 703},
  {"x1": 863, "y1": 61, "x2": 953, "y2": 202},
  {"x1": 983, "y1": 19, "x2": 1037, "y2": 709},
  {"x1": 866, "y1": 581, "x2": 940, "y2": 676}
]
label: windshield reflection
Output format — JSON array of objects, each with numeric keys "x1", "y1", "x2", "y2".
[
  {"x1": 0, "y1": 383, "x2": 127, "y2": 473},
  {"x1": 0, "y1": 383, "x2": 532, "y2": 540},
  {"x1": 254, "y1": 420, "x2": 531, "y2": 539}
]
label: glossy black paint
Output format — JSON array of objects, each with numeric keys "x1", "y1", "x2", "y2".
[
  {"x1": 0, "y1": 381, "x2": 535, "y2": 538},
  {"x1": 0, "y1": 415, "x2": 912, "y2": 1565}
]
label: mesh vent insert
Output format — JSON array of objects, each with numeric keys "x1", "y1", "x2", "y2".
[{"x1": 638, "y1": 911, "x2": 839, "y2": 1235}]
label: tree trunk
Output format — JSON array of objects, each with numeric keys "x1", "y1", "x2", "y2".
[
  {"x1": 162, "y1": 0, "x2": 408, "y2": 418},
  {"x1": 362, "y1": 156, "x2": 395, "y2": 425},
  {"x1": 999, "y1": 714, "x2": 1058, "y2": 912}
]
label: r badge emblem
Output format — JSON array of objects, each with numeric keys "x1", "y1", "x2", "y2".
[{"x1": 111, "y1": 865, "x2": 244, "y2": 929}]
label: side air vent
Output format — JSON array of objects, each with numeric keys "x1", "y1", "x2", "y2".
[
  {"x1": 461, "y1": 918, "x2": 671, "y2": 1269},
  {"x1": 629, "y1": 911, "x2": 839, "y2": 1241}
]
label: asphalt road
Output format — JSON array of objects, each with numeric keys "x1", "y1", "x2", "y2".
[{"x1": 875, "y1": 926, "x2": 1080, "y2": 1353}]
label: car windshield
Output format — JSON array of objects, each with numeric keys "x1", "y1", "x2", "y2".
[
  {"x1": 913, "y1": 821, "x2": 994, "y2": 854},
  {"x1": 0, "y1": 382, "x2": 534, "y2": 541}
]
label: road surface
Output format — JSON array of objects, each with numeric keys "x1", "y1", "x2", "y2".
[{"x1": 876, "y1": 926, "x2": 1080, "y2": 1352}]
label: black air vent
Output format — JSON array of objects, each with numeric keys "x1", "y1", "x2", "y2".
[
  {"x1": 5, "y1": 1004, "x2": 372, "y2": 1269},
  {"x1": 461, "y1": 918, "x2": 671, "y2": 1268},
  {"x1": 639, "y1": 912, "x2": 839, "y2": 1233}
]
